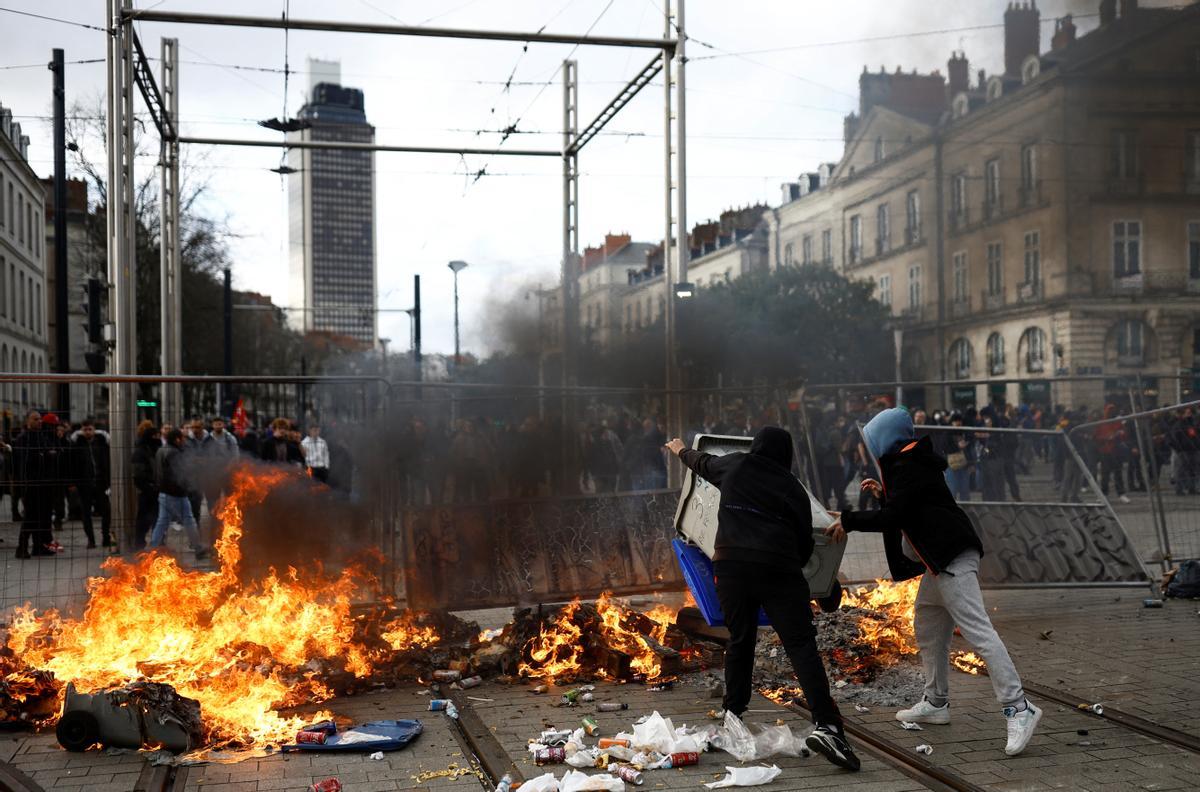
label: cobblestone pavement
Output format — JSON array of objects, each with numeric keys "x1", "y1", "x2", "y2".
[{"x1": 2, "y1": 586, "x2": 1198, "y2": 791}]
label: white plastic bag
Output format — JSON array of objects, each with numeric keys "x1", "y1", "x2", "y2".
[
  {"x1": 752, "y1": 724, "x2": 808, "y2": 758},
  {"x1": 559, "y1": 769, "x2": 624, "y2": 792},
  {"x1": 519, "y1": 772, "x2": 560, "y2": 792},
  {"x1": 704, "y1": 765, "x2": 783, "y2": 789},
  {"x1": 630, "y1": 712, "x2": 677, "y2": 754},
  {"x1": 565, "y1": 748, "x2": 599, "y2": 769},
  {"x1": 711, "y1": 711, "x2": 757, "y2": 762}
]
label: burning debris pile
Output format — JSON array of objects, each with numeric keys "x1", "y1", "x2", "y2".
[
  {"x1": 757, "y1": 579, "x2": 925, "y2": 707},
  {"x1": 0, "y1": 463, "x2": 707, "y2": 751}
]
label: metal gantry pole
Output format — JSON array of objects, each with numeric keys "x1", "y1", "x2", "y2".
[
  {"x1": 160, "y1": 37, "x2": 182, "y2": 424},
  {"x1": 107, "y1": 0, "x2": 138, "y2": 543},
  {"x1": 51, "y1": 48, "x2": 71, "y2": 417},
  {"x1": 561, "y1": 59, "x2": 579, "y2": 493},
  {"x1": 662, "y1": 3, "x2": 679, "y2": 486}
]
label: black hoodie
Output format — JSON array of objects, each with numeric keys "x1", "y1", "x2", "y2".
[
  {"x1": 677, "y1": 427, "x2": 813, "y2": 571},
  {"x1": 841, "y1": 434, "x2": 984, "y2": 580}
]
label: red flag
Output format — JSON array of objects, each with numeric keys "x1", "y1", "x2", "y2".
[{"x1": 232, "y1": 399, "x2": 248, "y2": 438}]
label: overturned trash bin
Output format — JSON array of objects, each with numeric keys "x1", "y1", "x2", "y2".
[{"x1": 56, "y1": 681, "x2": 202, "y2": 753}]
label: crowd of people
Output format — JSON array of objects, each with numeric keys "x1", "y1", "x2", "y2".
[
  {"x1": 3, "y1": 409, "x2": 349, "y2": 560},
  {"x1": 809, "y1": 400, "x2": 1200, "y2": 507}
]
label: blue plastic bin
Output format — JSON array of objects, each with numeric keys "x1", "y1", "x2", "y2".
[{"x1": 672, "y1": 539, "x2": 769, "y2": 627}]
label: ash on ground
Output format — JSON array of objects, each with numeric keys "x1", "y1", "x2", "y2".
[{"x1": 751, "y1": 607, "x2": 924, "y2": 708}]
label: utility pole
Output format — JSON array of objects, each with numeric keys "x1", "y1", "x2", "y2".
[
  {"x1": 223, "y1": 267, "x2": 232, "y2": 415},
  {"x1": 412, "y1": 273, "x2": 422, "y2": 389},
  {"x1": 159, "y1": 37, "x2": 181, "y2": 422},
  {"x1": 663, "y1": 0, "x2": 688, "y2": 487},
  {"x1": 51, "y1": 48, "x2": 70, "y2": 417},
  {"x1": 561, "y1": 59, "x2": 580, "y2": 494}
]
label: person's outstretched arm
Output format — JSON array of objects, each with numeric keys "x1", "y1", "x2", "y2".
[{"x1": 664, "y1": 437, "x2": 736, "y2": 488}]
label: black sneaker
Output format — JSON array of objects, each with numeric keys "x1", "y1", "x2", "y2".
[{"x1": 805, "y1": 724, "x2": 861, "y2": 772}]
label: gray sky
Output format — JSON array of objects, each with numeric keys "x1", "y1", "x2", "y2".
[{"x1": 0, "y1": 0, "x2": 1138, "y2": 357}]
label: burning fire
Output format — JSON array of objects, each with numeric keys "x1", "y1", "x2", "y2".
[
  {"x1": 380, "y1": 613, "x2": 441, "y2": 652},
  {"x1": 951, "y1": 651, "x2": 985, "y2": 675},
  {"x1": 2, "y1": 465, "x2": 400, "y2": 747},
  {"x1": 825, "y1": 578, "x2": 920, "y2": 680},
  {"x1": 517, "y1": 594, "x2": 683, "y2": 682}
]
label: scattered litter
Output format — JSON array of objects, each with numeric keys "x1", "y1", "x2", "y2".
[
  {"x1": 751, "y1": 724, "x2": 810, "y2": 758},
  {"x1": 559, "y1": 769, "x2": 624, "y2": 792},
  {"x1": 495, "y1": 773, "x2": 515, "y2": 792},
  {"x1": 520, "y1": 772, "x2": 561, "y2": 792},
  {"x1": 1039, "y1": 630, "x2": 1054, "y2": 640},
  {"x1": 582, "y1": 716, "x2": 599, "y2": 737},
  {"x1": 535, "y1": 747, "x2": 568, "y2": 765},
  {"x1": 533, "y1": 684, "x2": 549, "y2": 694},
  {"x1": 309, "y1": 779, "x2": 342, "y2": 792},
  {"x1": 914, "y1": 744, "x2": 933, "y2": 756},
  {"x1": 432, "y1": 670, "x2": 461, "y2": 682},
  {"x1": 647, "y1": 679, "x2": 675, "y2": 692},
  {"x1": 411, "y1": 763, "x2": 483, "y2": 783},
  {"x1": 1077, "y1": 729, "x2": 1089, "y2": 736},
  {"x1": 609, "y1": 763, "x2": 644, "y2": 785},
  {"x1": 455, "y1": 676, "x2": 483, "y2": 690},
  {"x1": 581, "y1": 693, "x2": 595, "y2": 703},
  {"x1": 834, "y1": 680, "x2": 848, "y2": 689},
  {"x1": 853, "y1": 704, "x2": 871, "y2": 713},
  {"x1": 768, "y1": 648, "x2": 778, "y2": 658},
  {"x1": 704, "y1": 765, "x2": 782, "y2": 789},
  {"x1": 430, "y1": 699, "x2": 453, "y2": 712},
  {"x1": 899, "y1": 721, "x2": 923, "y2": 731},
  {"x1": 1078, "y1": 703, "x2": 1104, "y2": 715},
  {"x1": 711, "y1": 711, "x2": 756, "y2": 762},
  {"x1": 597, "y1": 702, "x2": 628, "y2": 712},
  {"x1": 662, "y1": 751, "x2": 700, "y2": 768},
  {"x1": 598, "y1": 737, "x2": 631, "y2": 749},
  {"x1": 282, "y1": 721, "x2": 423, "y2": 753},
  {"x1": 469, "y1": 696, "x2": 495, "y2": 703},
  {"x1": 1143, "y1": 599, "x2": 1164, "y2": 608}
]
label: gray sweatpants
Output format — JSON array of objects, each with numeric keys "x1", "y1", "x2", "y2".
[{"x1": 915, "y1": 549, "x2": 1025, "y2": 709}]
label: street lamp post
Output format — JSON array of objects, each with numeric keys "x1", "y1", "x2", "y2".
[{"x1": 448, "y1": 260, "x2": 469, "y2": 366}]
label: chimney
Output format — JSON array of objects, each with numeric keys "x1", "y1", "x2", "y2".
[
  {"x1": 1120, "y1": 0, "x2": 1138, "y2": 17},
  {"x1": 844, "y1": 113, "x2": 860, "y2": 147},
  {"x1": 977, "y1": 68, "x2": 988, "y2": 90},
  {"x1": 947, "y1": 51, "x2": 970, "y2": 96},
  {"x1": 1004, "y1": 1, "x2": 1041, "y2": 77},
  {"x1": 1051, "y1": 15, "x2": 1077, "y2": 50},
  {"x1": 1100, "y1": 0, "x2": 1116, "y2": 25}
]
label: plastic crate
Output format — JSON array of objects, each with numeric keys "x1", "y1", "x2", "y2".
[{"x1": 672, "y1": 539, "x2": 769, "y2": 627}]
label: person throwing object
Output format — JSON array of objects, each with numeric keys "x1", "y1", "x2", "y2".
[
  {"x1": 833, "y1": 407, "x2": 1040, "y2": 756},
  {"x1": 666, "y1": 427, "x2": 860, "y2": 772}
]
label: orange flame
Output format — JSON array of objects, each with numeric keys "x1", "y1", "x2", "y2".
[
  {"x1": 519, "y1": 600, "x2": 584, "y2": 681},
  {"x1": 829, "y1": 578, "x2": 921, "y2": 679},
  {"x1": 4, "y1": 465, "x2": 386, "y2": 748},
  {"x1": 380, "y1": 613, "x2": 441, "y2": 652},
  {"x1": 951, "y1": 651, "x2": 985, "y2": 675}
]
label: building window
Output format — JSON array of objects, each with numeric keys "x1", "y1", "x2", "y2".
[
  {"x1": 905, "y1": 190, "x2": 921, "y2": 243},
  {"x1": 1023, "y1": 231, "x2": 1040, "y2": 286},
  {"x1": 0, "y1": 175, "x2": 4, "y2": 230},
  {"x1": 951, "y1": 172, "x2": 967, "y2": 219},
  {"x1": 784, "y1": 243, "x2": 794, "y2": 267},
  {"x1": 950, "y1": 338, "x2": 972, "y2": 379},
  {"x1": 801, "y1": 234, "x2": 813, "y2": 265},
  {"x1": 849, "y1": 215, "x2": 863, "y2": 263},
  {"x1": 18, "y1": 272, "x2": 25, "y2": 328},
  {"x1": 874, "y1": 137, "x2": 885, "y2": 163},
  {"x1": 878, "y1": 274, "x2": 892, "y2": 307},
  {"x1": 1020, "y1": 144, "x2": 1037, "y2": 205},
  {"x1": 5, "y1": 182, "x2": 11, "y2": 231},
  {"x1": 1115, "y1": 319, "x2": 1145, "y2": 364},
  {"x1": 986, "y1": 242, "x2": 1003, "y2": 296},
  {"x1": 876, "y1": 204, "x2": 890, "y2": 255},
  {"x1": 1189, "y1": 221, "x2": 1200, "y2": 280},
  {"x1": 821, "y1": 229, "x2": 832, "y2": 263},
  {"x1": 908, "y1": 264, "x2": 921, "y2": 311},
  {"x1": 1113, "y1": 220, "x2": 1141, "y2": 278},
  {"x1": 34, "y1": 283, "x2": 40, "y2": 336},
  {"x1": 16, "y1": 195, "x2": 23, "y2": 245},
  {"x1": 987, "y1": 332, "x2": 1006, "y2": 375},
  {"x1": 1111, "y1": 129, "x2": 1138, "y2": 179},
  {"x1": 952, "y1": 251, "x2": 968, "y2": 302},
  {"x1": 985, "y1": 158, "x2": 1001, "y2": 215},
  {"x1": 1021, "y1": 327, "x2": 1047, "y2": 373}
]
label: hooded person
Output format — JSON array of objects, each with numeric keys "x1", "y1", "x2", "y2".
[
  {"x1": 835, "y1": 407, "x2": 1041, "y2": 757},
  {"x1": 665, "y1": 426, "x2": 860, "y2": 772}
]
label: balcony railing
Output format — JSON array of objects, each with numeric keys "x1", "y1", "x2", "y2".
[
  {"x1": 947, "y1": 208, "x2": 969, "y2": 232},
  {"x1": 875, "y1": 237, "x2": 890, "y2": 256},
  {"x1": 905, "y1": 226, "x2": 922, "y2": 245},
  {"x1": 983, "y1": 289, "x2": 1006, "y2": 311},
  {"x1": 1017, "y1": 280, "x2": 1041, "y2": 303},
  {"x1": 1107, "y1": 173, "x2": 1145, "y2": 197},
  {"x1": 949, "y1": 296, "x2": 972, "y2": 319},
  {"x1": 1112, "y1": 271, "x2": 1144, "y2": 293},
  {"x1": 1018, "y1": 180, "x2": 1043, "y2": 208},
  {"x1": 983, "y1": 195, "x2": 1004, "y2": 221}
]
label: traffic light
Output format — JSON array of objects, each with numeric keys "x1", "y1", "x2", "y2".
[{"x1": 85, "y1": 277, "x2": 103, "y2": 344}]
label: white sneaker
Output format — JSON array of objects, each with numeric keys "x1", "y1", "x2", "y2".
[
  {"x1": 895, "y1": 699, "x2": 950, "y2": 725},
  {"x1": 1003, "y1": 701, "x2": 1042, "y2": 756}
]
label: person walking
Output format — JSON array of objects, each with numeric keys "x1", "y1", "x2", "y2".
[
  {"x1": 72, "y1": 419, "x2": 114, "y2": 550},
  {"x1": 1094, "y1": 404, "x2": 1132, "y2": 504},
  {"x1": 202, "y1": 416, "x2": 240, "y2": 512},
  {"x1": 13, "y1": 411, "x2": 55, "y2": 558},
  {"x1": 838, "y1": 407, "x2": 1041, "y2": 757},
  {"x1": 301, "y1": 424, "x2": 331, "y2": 483},
  {"x1": 131, "y1": 420, "x2": 160, "y2": 550},
  {"x1": 665, "y1": 428, "x2": 860, "y2": 772},
  {"x1": 150, "y1": 428, "x2": 210, "y2": 560}
]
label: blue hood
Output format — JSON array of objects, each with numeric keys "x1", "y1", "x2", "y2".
[{"x1": 862, "y1": 407, "x2": 915, "y2": 460}]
